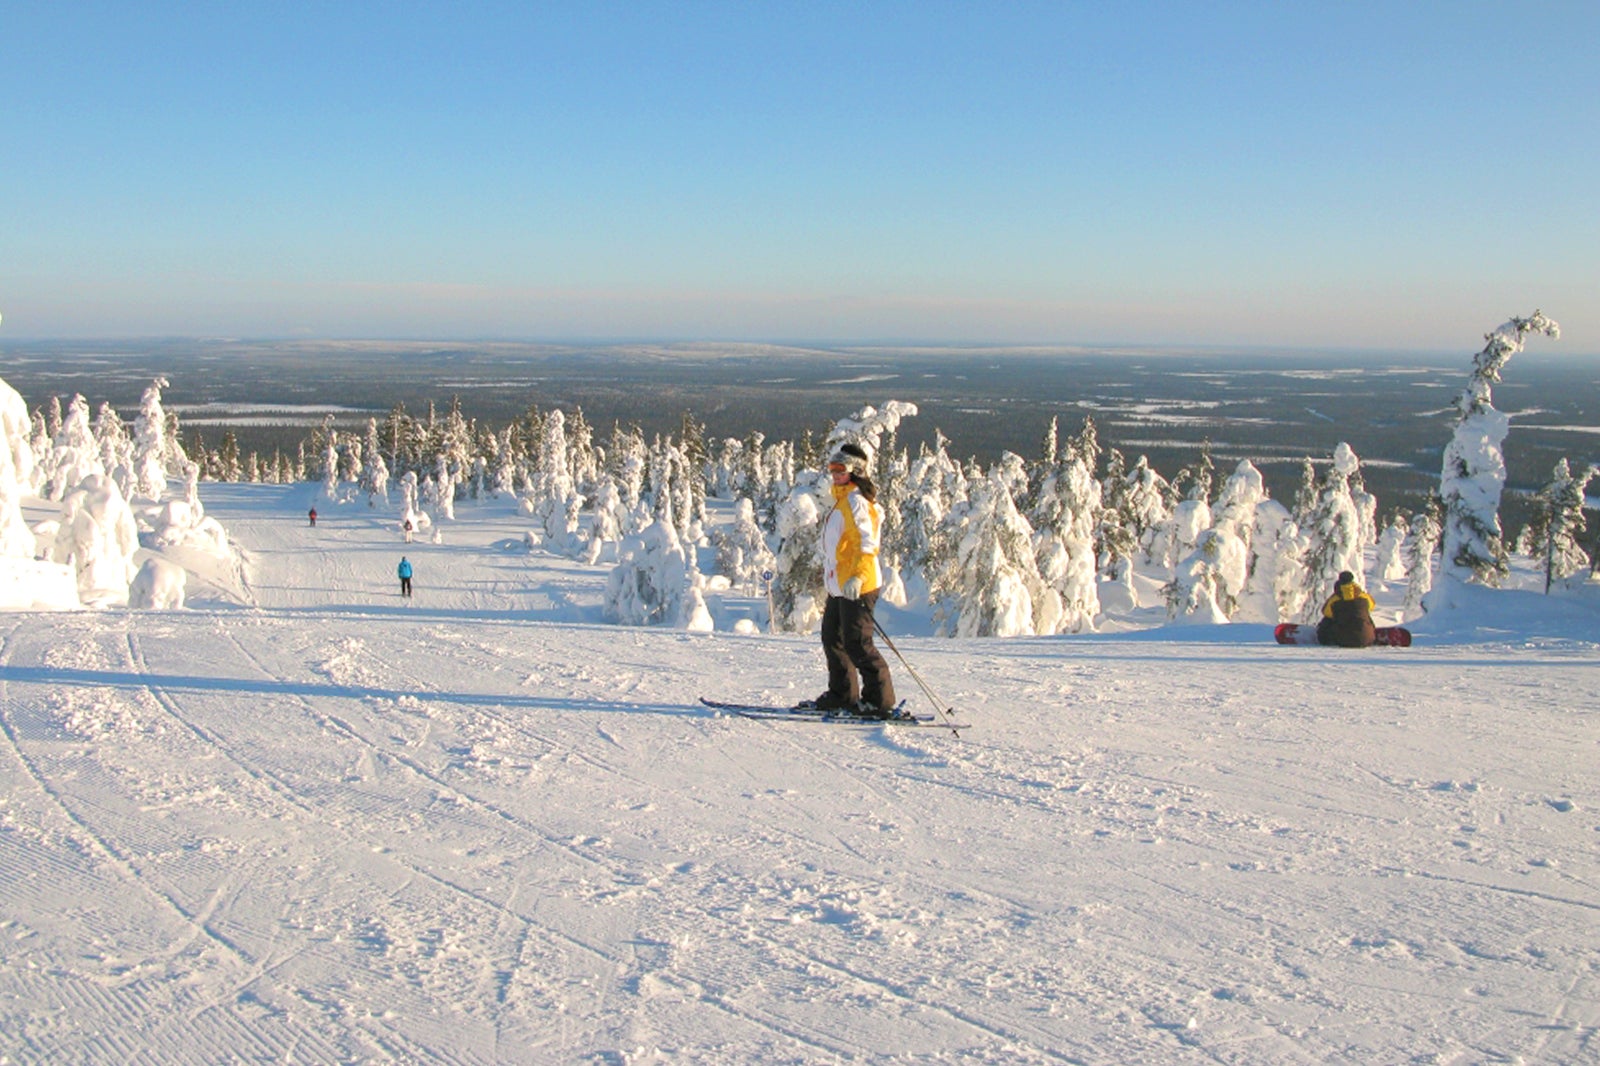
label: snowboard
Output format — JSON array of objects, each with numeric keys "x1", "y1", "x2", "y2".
[{"x1": 1274, "y1": 622, "x2": 1412, "y2": 647}]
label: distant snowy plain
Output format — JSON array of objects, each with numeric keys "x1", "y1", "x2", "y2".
[{"x1": 2, "y1": 484, "x2": 1596, "y2": 1064}]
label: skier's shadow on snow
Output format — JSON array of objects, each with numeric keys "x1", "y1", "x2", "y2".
[{"x1": 0, "y1": 665, "x2": 699, "y2": 719}]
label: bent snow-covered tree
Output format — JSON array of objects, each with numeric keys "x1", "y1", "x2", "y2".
[{"x1": 1434, "y1": 311, "x2": 1560, "y2": 596}]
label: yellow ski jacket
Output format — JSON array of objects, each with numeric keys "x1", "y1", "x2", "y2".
[{"x1": 822, "y1": 482, "x2": 882, "y2": 597}]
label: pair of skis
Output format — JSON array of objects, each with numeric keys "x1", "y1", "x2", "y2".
[{"x1": 699, "y1": 698, "x2": 969, "y2": 734}]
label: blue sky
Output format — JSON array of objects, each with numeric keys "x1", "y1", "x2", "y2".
[{"x1": 3, "y1": 2, "x2": 1596, "y2": 351}]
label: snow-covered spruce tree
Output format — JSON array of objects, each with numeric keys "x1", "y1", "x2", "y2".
[
  {"x1": 525, "y1": 408, "x2": 584, "y2": 552},
  {"x1": 892, "y1": 432, "x2": 969, "y2": 603},
  {"x1": 0, "y1": 376, "x2": 37, "y2": 558},
  {"x1": 604, "y1": 494, "x2": 709, "y2": 630},
  {"x1": 1030, "y1": 433, "x2": 1101, "y2": 633},
  {"x1": 93, "y1": 402, "x2": 133, "y2": 494},
  {"x1": 44, "y1": 394, "x2": 105, "y2": 500},
  {"x1": 1255, "y1": 498, "x2": 1307, "y2": 624},
  {"x1": 769, "y1": 482, "x2": 825, "y2": 634},
  {"x1": 1374, "y1": 512, "x2": 1410, "y2": 586},
  {"x1": 492, "y1": 425, "x2": 519, "y2": 498},
  {"x1": 677, "y1": 412, "x2": 710, "y2": 538},
  {"x1": 710, "y1": 497, "x2": 777, "y2": 594},
  {"x1": 1433, "y1": 311, "x2": 1561, "y2": 598},
  {"x1": 1297, "y1": 443, "x2": 1365, "y2": 620},
  {"x1": 1124, "y1": 456, "x2": 1172, "y2": 566},
  {"x1": 1526, "y1": 458, "x2": 1597, "y2": 593},
  {"x1": 583, "y1": 474, "x2": 626, "y2": 566},
  {"x1": 1186, "y1": 459, "x2": 1272, "y2": 622},
  {"x1": 566, "y1": 407, "x2": 599, "y2": 498},
  {"x1": 359, "y1": 417, "x2": 390, "y2": 506},
  {"x1": 1164, "y1": 530, "x2": 1230, "y2": 624},
  {"x1": 319, "y1": 416, "x2": 340, "y2": 501},
  {"x1": 1094, "y1": 448, "x2": 1138, "y2": 603},
  {"x1": 51, "y1": 473, "x2": 140, "y2": 603},
  {"x1": 933, "y1": 467, "x2": 1060, "y2": 637},
  {"x1": 27, "y1": 412, "x2": 50, "y2": 494},
  {"x1": 1290, "y1": 457, "x2": 1318, "y2": 528},
  {"x1": 397, "y1": 470, "x2": 430, "y2": 539},
  {"x1": 1401, "y1": 500, "x2": 1441, "y2": 621}
]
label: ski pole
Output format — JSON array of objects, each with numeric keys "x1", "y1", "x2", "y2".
[{"x1": 871, "y1": 616, "x2": 963, "y2": 736}]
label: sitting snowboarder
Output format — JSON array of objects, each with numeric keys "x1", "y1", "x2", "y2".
[{"x1": 1316, "y1": 571, "x2": 1376, "y2": 648}]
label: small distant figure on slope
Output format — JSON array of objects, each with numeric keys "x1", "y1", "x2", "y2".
[
  {"x1": 1316, "y1": 571, "x2": 1375, "y2": 648},
  {"x1": 308, "y1": 507, "x2": 317, "y2": 527},
  {"x1": 402, "y1": 518, "x2": 413, "y2": 543},
  {"x1": 815, "y1": 443, "x2": 897, "y2": 718},
  {"x1": 398, "y1": 556, "x2": 413, "y2": 598}
]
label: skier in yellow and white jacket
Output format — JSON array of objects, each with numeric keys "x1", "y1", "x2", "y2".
[{"x1": 815, "y1": 443, "x2": 897, "y2": 718}]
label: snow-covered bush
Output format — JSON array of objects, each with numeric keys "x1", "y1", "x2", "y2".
[
  {"x1": 604, "y1": 496, "x2": 703, "y2": 628},
  {"x1": 129, "y1": 556, "x2": 187, "y2": 609},
  {"x1": 51, "y1": 474, "x2": 140, "y2": 603}
]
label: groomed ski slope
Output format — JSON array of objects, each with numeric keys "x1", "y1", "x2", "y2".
[{"x1": 2, "y1": 484, "x2": 1597, "y2": 1064}]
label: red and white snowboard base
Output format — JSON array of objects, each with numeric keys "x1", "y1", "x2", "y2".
[{"x1": 1274, "y1": 623, "x2": 1412, "y2": 647}]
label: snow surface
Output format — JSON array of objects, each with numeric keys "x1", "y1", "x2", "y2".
[{"x1": 2, "y1": 484, "x2": 1598, "y2": 1064}]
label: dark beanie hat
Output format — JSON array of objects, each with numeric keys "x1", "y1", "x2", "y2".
[{"x1": 1337, "y1": 571, "x2": 1355, "y2": 585}]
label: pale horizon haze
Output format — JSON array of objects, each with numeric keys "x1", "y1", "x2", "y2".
[{"x1": 3, "y1": 2, "x2": 1597, "y2": 353}]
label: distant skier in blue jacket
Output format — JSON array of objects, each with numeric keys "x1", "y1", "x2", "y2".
[{"x1": 398, "y1": 557, "x2": 413, "y2": 598}]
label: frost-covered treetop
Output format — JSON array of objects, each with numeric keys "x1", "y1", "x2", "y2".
[{"x1": 1456, "y1": 311, "x2": 1560, "y2": 419}]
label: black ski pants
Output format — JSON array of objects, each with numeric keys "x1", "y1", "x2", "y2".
[{"x1": 821, "y1": 591, "x2": 896, "y2": 710}]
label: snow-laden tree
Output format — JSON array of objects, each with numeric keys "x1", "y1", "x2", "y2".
[
  {"x1": 359, "y1": 418, "x2": 390, "y2": 506},
  {"x1": 1178, "y1": 459, "x2": 1273, "y2": 622},
  {"x1": 583, "y1": 475, "x2": 627, "y2": 565},
  {"x1": 769, "y1": 482, "x2": 825, "y2": 634},
  {"x1": 710, "y1": 497, "x2": 776, "y2": 593},
  {"x1": 1524, "y1": 458, "x2": 1597, "y2": 593},
  {"x1": 1298, "y1": 444, "x2": 1365, "y2": 618},
  {"x1": 93, "y1": 402, "x2": 133, "y2": 495},
  {"x1": 320, "y1": 417, "x2": 340, "y2": 501},
  {"x1": 1434, "y1": 310, "x2": 1561, "y2": 595},
  {"x1": 44, "y1": 394, "x2": 106, "y2": 500},
  {"x1": 1254, "y1": 499, "x2": 1307, "y2": 624},
  {"x1": 525, "y1": 408, "x2": 583, "y2": 551},
  {"x1": 933, "y1": 468, "x2": 1060, "y2": 637},
  {"x1": 397, "y1": 471, "x2": 431, "y2": 540},
  {"x1": 1164, "y1": 530, "x2": 1231, "y2": 625},
  {"x1": 51, "y1": 474, "x2": 140, "y2": 602},
  {"x1": 146, "y1": 456, "x2": 229, "y2": 558},
  {"x1": 492, "y1": 425, "x2": 520, "y2": 498},
  {"x1": 603, "y1": 494, "x2": 706, "y2": 629},
  {"x1": 823, "y1": 401, "x2": 919, "y2": 474},
  {"x1": 429, "y1": 455, "x2": 458, "y2": 522},
  {"x1": 1401, "y1": 503, "x2": 1441, "y2": 622},
  {"x1": 892, "y1": 433, "x2": 967, "y2": 582},
  {"x1": 1374, "y1": 513, "x2": 1410, "y2": 586},
  {"x1": 1124, "y1": 456, "x2": 1172, "y2": 565},
  {"x1": 1031, "y1": 439, "x2": 1100, "y2": 633},
  {"x1": 0, "y1": 377, "x2": 36, "y2": 558}
]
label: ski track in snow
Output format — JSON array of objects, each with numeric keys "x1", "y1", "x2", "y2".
[{"x1": 1, "y1": 484, "x2": 1598, "y2": 1063}]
